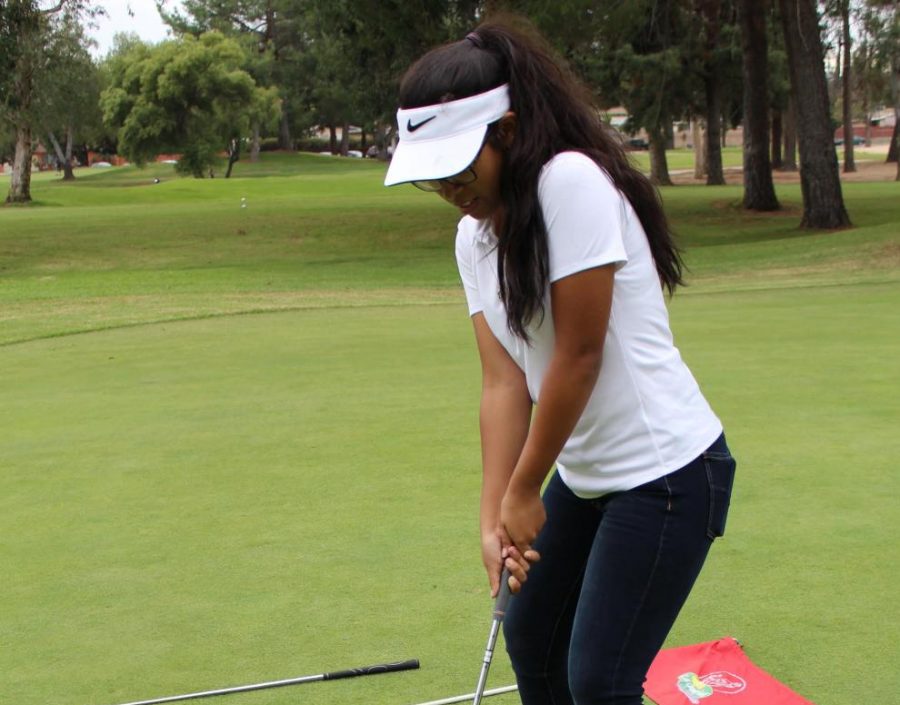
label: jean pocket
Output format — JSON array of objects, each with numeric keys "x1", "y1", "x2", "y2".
[{"x1": 703, "y1": 450, "x2": 736, "y2": 540}]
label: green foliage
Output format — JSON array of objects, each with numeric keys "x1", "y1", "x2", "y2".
[
  {"x1": 0, "y1": 1, "x2": 41, "y2": 110},
  {"x1": 305, "y1": 0, "x2": 472, "y2": 137},
  {"x1": 101, "y1": 30, "x2": 280, "y2": 176},
  {"x1": 858, "y1": 0, "x2": 900, "y2": 105},
  {"x1": 36, "y1": 12, "x2": 104, "y2": 148},
  {"x1": 0, "y1": 1, "x2": 45, "y2": 121}
]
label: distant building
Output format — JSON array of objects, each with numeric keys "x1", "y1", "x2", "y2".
[{"x1": 871, "y1": 108, "x2": 896, "y2": 128}]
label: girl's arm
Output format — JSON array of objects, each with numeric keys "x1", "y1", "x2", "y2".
[
  {"x1": 471, "y1": 312, "x2": 535, "y2": 597},
  {"x1": 500, "y1": 264, "x2": 615, "y2": 567}
]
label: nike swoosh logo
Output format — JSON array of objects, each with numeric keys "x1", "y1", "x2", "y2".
[{"x1": 407, "y1": 116, "x2": 436, "y2": 132}]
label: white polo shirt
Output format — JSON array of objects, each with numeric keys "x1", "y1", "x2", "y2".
[{"x1": 455, "y1": 151, "x2": 722, "y2": 497}]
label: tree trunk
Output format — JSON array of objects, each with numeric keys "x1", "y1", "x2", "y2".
[
  {"x1": 62, "y1": 126, "x2": 75, "y2": 180},
  {"x1": 705, "y1": 75, "x2": 726, "y2": 185},
  {"x1": 375, "y1": 125, "x2": 392, "y2": 162},
  {"x1": 738, "y1": 0, "x2": 779, "y2": 210},
  {"x1": 893, "y1": 0, "x2": 899, "y2": 180},
  {"x1": 861, "y1": 41, "x2": 872, "y2": 148},
  {"x1": 771, "y1": 109, "x2": 783, "y2": 168},
  {"x1": 782, "y1": 95, "x2": 798, "y2": 170},
  {"x1": 692, "y1": 120, "x2": 707, "y2": 179},
  {"x1": 278, "y1": 108, "x2": 292, "y2": 150},
  {"x1": 328, "y1": 124, "x2": 337, "y2": 154},
  {"x1": 888, "y1": 120, "x2": 898, "y2": 163},
  {"x1": 48, "y1": 131, "x2": 76, "y2": 181},
  {"x1": 339, "y1": 121, "x2": 350, "y2": 156},
  {"x1": 778, "y1": 0, "x2": 850, "y2": 228},
  {"x1": 225, "y1": 138, "x2": 240, "y2": 178},
  {"x1": 48, "y1": 131, "x2": 66, "y2": 171},
  {"x1": 649, "y1": 125, "x2": 673, "y2": 186},
  {"x1": 664, "y1": 120, "x2": 675, "y2": 150},
  {"x1": 698, "y1": 0, "x2": 726, "y2": 185},
  {"x1": 6, "y1": 123, "x2": 33, "y2": 204},
  {"x1": 887, "y1": 3, "x2": 898, "y2": 164},
  {"x1": 250, "y1": 123, "x2": 261, "y2": 162},
  {"x1": 841, "y1": 1, "x2": 856, "y2": 173},
  {"x1": 889, "y1": 54, "x2": 899, "y2": 164}
]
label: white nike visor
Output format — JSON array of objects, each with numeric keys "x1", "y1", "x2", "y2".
[{"x1": 384, "y1": 84, "x2": 510, "y2": 187}]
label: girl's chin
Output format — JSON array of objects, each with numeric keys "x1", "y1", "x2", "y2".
[
  {"x1": 459, "y1": 198, "x2": 494, "y2": 220},
  {"x1": 458, "y1": 198, "x2": 479, "y2": 217}
]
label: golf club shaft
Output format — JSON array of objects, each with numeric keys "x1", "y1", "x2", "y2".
[
  {"x1": 411, "y1": 684, "x2": 518, "y2": 705},
  {"x1": 472, "y1": 569, "x2": 513, "y2": 705},
  {"x1": 107, "y1": 659, "x2": 420, "y2": 705}
]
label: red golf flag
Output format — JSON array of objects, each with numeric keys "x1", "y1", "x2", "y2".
[{"x1": 644, "y1": 637, "x2": 816, "y2": 705}]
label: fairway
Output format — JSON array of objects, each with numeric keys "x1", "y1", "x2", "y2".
[{"x1": 2, "y1": 155, "x2": 899, "y2": 705}]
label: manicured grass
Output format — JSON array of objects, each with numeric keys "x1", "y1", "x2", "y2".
[{"x1": 1, "y1": 153, "x2": 898, "y2": 705}]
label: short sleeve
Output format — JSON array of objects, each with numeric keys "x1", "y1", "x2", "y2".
[
  {"x1": 455, "y1": 221, "x2": 483, "y2": 316},
  {"x1": 539, "y1": 153, "x2": 628, "y2": 283}
]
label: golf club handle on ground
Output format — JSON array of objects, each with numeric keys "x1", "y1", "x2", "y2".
[
  {"x1": 472, "y1": 569, "x2": 513, "y2": 705},
  {"x1": 322, "y1": 658, "x2": 421, "y2": 680},
  {"x1": 107, "y1": 659, "x2": 420, "y2": 705}
]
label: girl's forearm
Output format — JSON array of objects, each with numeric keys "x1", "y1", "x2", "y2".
[
  {"x1": 508, "y1": 350, "x2": 601, "y2": 495},
  {"x1": 479, "y1": 383, "x2": 532, "y2": 535}
]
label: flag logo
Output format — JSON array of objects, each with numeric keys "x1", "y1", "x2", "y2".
[
  {"x1": 700, "y1": 671, "x2": 747, "y2": 694},
  {"x1": 678, "y1": 673, "x2": 713, "y2": 702},
  {"x1": 677, "y1": 670, "x2": 747, "y2": 702}
]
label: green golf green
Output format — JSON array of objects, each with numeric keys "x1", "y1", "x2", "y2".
[{"x1": 1, "y1": 154, "x2": 898, "y2": 705}]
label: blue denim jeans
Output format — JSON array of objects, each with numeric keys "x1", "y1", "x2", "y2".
[{"x1": 503, "y1": 433, "x2": 736, "y2": 705}]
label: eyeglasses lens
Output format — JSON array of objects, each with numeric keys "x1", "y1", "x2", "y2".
[{"x1": 412, "y1": 167, "x2": 477, "y2": 192}]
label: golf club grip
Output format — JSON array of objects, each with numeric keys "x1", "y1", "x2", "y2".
[
  {"x1": 493, "y1": 568, "x2": 513, "y2": 619},
  {"x1": 322, "y1": 659, "x2": 420, "y2": 681}
]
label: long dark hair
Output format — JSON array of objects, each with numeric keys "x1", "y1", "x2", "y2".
[{"x1": 398, "y1": 15, "x2": 683, "y2": 340}]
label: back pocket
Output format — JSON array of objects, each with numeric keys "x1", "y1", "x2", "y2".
[{"x1": 704, "y1": 450, "x2": 736, "y2": 539}]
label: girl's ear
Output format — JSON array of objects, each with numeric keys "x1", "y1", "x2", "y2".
[{"x1": 497, "y1": 111, "x2": 517, "y2": 148}]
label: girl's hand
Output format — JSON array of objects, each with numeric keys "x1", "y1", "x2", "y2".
[
  {"x1": 482, "y1": 527, "x2": 541, "y2": 597},
  {"x1": 499, "y1": 485, "x2": 544, "y2": 592}
]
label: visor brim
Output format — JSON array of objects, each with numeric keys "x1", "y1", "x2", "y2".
[{"x1": 383, "y1": 125, "x2": 487, "y2": 187}]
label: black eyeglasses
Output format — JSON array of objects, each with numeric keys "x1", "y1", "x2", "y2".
[
  {"x1": 410, "y1": 136, "x2": 488, "y2": 192},
  {"x1": 411, "y1": 167, "x2": 478, "y2": 192}
]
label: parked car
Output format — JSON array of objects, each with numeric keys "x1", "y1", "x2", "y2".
[
  {"x1": 834, "y1": 135, "x2": 866, "y2": 146},
  {"x1": 626, "y1": 138, "x2": 649, "y2": 150}
]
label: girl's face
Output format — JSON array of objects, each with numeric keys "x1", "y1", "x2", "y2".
[
  {"x1": 436, "y1": 141, "x2": 503, "y2": 221},
  {"x1": 435, "y1": 113, "x2": 515, "y2": 226}
]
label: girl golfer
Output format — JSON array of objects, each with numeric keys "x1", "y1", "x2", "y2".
[{"x1": 385, "y1": 18, "x2": 736, "y2": 705}]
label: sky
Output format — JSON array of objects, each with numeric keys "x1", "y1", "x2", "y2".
[{"x1": 86, "y1": 0, "x2": 184, "y2": 58}]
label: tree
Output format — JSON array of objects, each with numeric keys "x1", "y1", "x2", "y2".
[
  {"x1": 306, "y1": 0, "x2": 470, "y2": 157},
  {"x1": 695, "y1": 0, "x2": 728, "y2": 185},
  {"x1": 1, "y1": 0, "x2": 98, "y2": 203},
  {"x1": 778, "y1": 0, "x2": 851, "y2": 228},
  {"x1": 823, "y1": 0, "x2": 858, "y2": 171},
  {"x1": 2, "y1": 0, "x2": 46, "y2": 203},
  {"x1": 158, "y1": 0, "x2": 306, "y2": 151},
  {"x1": 39, "y1": 13, "x2": 102, "y2": 180},
  {"x1": 840, "y1": 0, "x2": 856, "y2": 171},
  {"x1": 586, "y1": 0, "x2": 697, "y2": 186},
  {"x1": 864, "y1": 0, "x2": 898, "y2": 176},
  {"x1": 766, "y1": 6, "x2": 791, "y2": 169},
  {"x1": 737, "y1": 0, "x2": 779, "y2": 209},
  {"x1": 101, "y1": 31, "x2": 280, "y2": 177}
]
